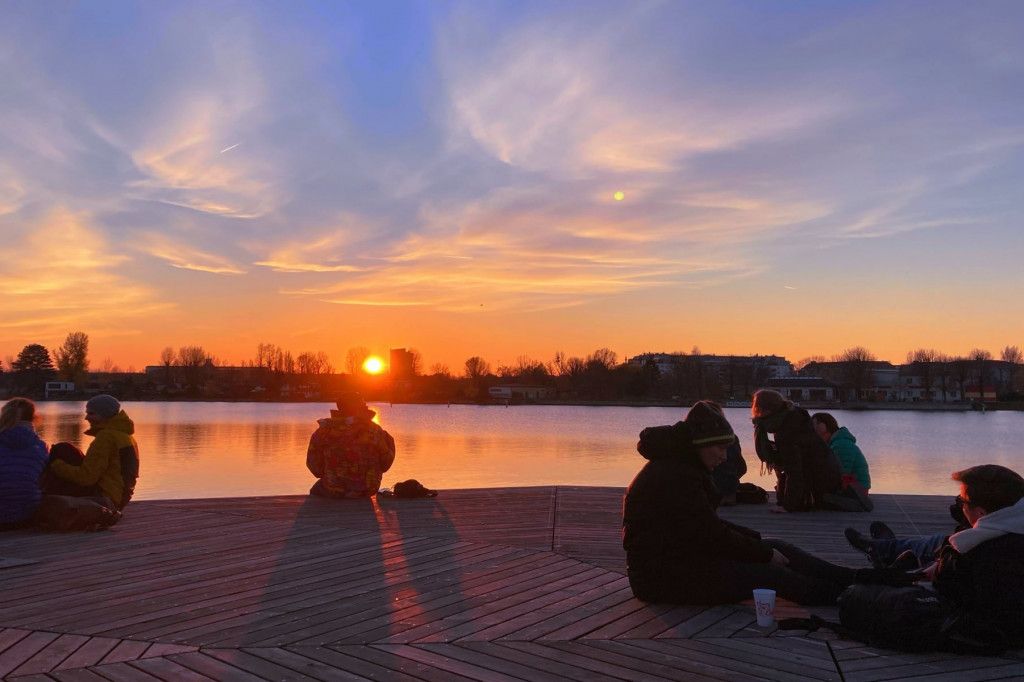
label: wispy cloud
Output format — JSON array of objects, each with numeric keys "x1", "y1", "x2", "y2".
[{"x1": 138, "y1": 233, "x2": 247, "y2": 275}]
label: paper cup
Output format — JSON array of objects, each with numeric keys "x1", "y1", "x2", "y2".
[{"x1": 752, "y1": 588, "x2": 776, "y2": 627}]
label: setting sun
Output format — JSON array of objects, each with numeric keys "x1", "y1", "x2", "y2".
[{"x1": 362, "y1": 356, "x2": 385, "y2": 374}]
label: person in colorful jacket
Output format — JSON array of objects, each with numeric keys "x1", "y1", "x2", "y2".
[
  {"x1": 811, "y1": 413, "x2": 871, "y2": 490},
  {"x1": 46, "y1": 394, "x2": 140, "y2": 511},
  {"x1": 0, "y1": 398, "x2": 49, "y2": 529},
  {"x1": 307, "y1": 392, "x2": 396, "y2": 498}
]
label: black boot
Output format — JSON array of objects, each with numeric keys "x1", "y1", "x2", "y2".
[
  {"x1": 869, "y1": 521, "x2": 896, "y2": 540},
  {"x1": 888, "y1": 550, "x2": 920, "y2": 571}
]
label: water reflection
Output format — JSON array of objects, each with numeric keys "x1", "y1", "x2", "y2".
[{"x1": 27, "y1": 402, "x2": 1024, "y2": 500}]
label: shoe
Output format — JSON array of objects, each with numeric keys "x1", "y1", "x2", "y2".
[
  {"x1": 889, "y1": 550, "x2": 920, "y2": 571},
  {"x1": 869, "y1": 521, "x2": 896, "y2": 541},
  {"x1": 845, "y1": 528, "x2": 884, "y2": 568},
  {"x1": 845, "y1": 527, "x2": 871, "y2": 554}
]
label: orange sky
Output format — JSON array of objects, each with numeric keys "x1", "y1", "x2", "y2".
[{"x1": 2, "y1": 3, "x2": 1022, "y2": 373}]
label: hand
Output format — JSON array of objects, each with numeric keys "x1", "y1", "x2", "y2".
[
  {"x1": 922, "y1": 562, "x2": 937, "y2": 581},
  {"x1": 769, "y1": 549, "x2": 789, "y2": 567}
]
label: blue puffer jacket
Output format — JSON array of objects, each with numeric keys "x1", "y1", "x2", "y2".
[{"x1": 0, "y1": 423, "x2": 48, "y2": 525}]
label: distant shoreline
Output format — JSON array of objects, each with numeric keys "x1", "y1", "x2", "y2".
[{"x1": 29, "y1": 396, "x2": 1023, "y2": 412}]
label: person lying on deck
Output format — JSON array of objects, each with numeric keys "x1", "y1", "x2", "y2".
[
  {"x1": 622, "y1": 400, "x2": 912, "y2": 606},
  {"x1": 845, "y1": 464, "x2": 1024, "y2": 648},
  {"x1": 306, "y1": 392, "x2": 395, "y2": 499}
]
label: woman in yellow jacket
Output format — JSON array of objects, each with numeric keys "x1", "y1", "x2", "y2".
[{"x1": 47, "y1": 395, "x2": 140, "y2": 510}]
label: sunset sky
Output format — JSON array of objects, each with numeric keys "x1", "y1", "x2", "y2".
[{"x1": 1, "y1": 1, "x2": 1022, "y2": 372}]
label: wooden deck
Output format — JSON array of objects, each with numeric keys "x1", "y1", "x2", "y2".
[{"x1": 1, "y1": 487, "x2": 1022, "y2": 681}]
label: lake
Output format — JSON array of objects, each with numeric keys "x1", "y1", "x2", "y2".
[{"x1": 31, "y1": 402, "x2": 1024, "y2": 500}]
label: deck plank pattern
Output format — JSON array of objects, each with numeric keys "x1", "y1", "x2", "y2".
[{"x1": 1, "y1": 487, "x2": 1021, "y2": 680}]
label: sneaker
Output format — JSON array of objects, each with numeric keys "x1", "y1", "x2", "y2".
[
  {"x1": 845, "y1": 528, "x2": 884, "y2": 567},
  {"x1": 845, "y1": 527, "x2": 872, "y2": 554},
  {"x1": 889, "y1": 550, "x2": 920, "y2": 571},
  {"x1": 869, "y1": 521, "x2": 896, "y2": 541}
]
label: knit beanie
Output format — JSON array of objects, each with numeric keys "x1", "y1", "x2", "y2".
[
  {"x1": 333, "y1": 392, "x2": 375, "y2": 420},
  {"x1": 85, "y1": 394, "x2": 121, "y2": 419},
  {"x1": 684, "y1": 400, "x2": 735, "y2": 447}
]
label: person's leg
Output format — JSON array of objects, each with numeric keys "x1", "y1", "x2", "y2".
[
  {"x1": 766, "y1": 539, "x2": 857, "y2": 585},
  {"x1": 871, "y1": 533, "x2": 946, "y2": 566},
  {"x1": 710, "y1": 557, "x2": 847, "y2": 605}
]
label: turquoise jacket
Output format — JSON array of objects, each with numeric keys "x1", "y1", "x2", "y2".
[{"x1": 829, "y1": 427, "x2": 871, "y2": 490}]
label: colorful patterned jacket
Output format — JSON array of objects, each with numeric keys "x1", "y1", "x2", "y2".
[{"x1": 306, "y1": 413, "x2": 396, "y2": 497}]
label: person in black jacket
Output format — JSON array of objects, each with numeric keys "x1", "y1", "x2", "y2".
[
  {"x1": 931, "y1": 465, "x2": 1024, "y2": 647},
  {"x1": 751, "y1": 390, "x2": 842, "y2": 512},
  {"x1": 623, "y1": 401, "x2": 906, "y2": 605}
]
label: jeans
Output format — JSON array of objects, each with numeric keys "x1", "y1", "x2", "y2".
[{"x1": 872, "y1": 533, "x2": 947, "y2": 566}]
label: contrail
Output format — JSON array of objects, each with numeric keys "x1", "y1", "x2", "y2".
[{"x1": 220, "y1": 143, "x2": 240, "y2": 154}]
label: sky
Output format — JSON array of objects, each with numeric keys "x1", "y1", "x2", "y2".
[{"x1": 1, "y1": 0, "x2": 1022, "y2": 372}]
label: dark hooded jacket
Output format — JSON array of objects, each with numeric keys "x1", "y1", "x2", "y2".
[
  {"x1": 755, "y1": 407, "x2": 842, "y2": 511},
  {"x1": 0, "y1": 423, "x2": 48, "y2": 525},
  {"x1": 933, "y1": 499, "x2": 1024, "y2": 647},
  {"x1": 622, "y1": 421, "x2": 773, "y2": 601}
]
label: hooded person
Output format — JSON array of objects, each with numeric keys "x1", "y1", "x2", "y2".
[
  {"x1": 752, "y1": 390, "x2": 842, "y2": 512},
  {"x1": 45, "y1": 394, "x2": 139, "y2": 512},
  {"x1": 932, "y1": 465, "x2": 1024, "y2": 646},
  {"x1": 0, "y1": 398, "x2": 49, "y2": 529},
  {"x1": 622, "y1": 400, "x2": 910, "y2": 605},
  {"x1": 306, "y1": 392, "x2": 396, "y2": 498}
]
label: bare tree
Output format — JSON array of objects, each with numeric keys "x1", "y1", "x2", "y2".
[
  {"x1": 833, "y1": 346, "x2": 876, "y2": 401},
  {"x1": 55, "y1": 331, "x2": 89, "y2": 382},
  {"x1": 429, "y1": 363, "x2": 450, "y2": 377},
  {"x1": 970, "y1": 348, "x2": 992, "y2": 399},
  {"x1": 906, "y1": 348, "x2": 940, "y2": 401},
  {"x1": 587, "y1": 348, "x2": 618, "y2": 370},
  {"x1": 346, "y1": 347, "x2": 370, "y2": 375},
  {"x1": 464, "y1": 356, "x2": 491, "y2": 380},
  {"x1": 1002, "y1": 345, "x2": 1023, "y2": 364}
]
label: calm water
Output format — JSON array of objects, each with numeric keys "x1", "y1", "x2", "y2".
[{"x1": 31, "y1": 402, "x2": 1024, "y2": 500}]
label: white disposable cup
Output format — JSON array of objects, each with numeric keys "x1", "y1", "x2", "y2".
[{"x1": 752, "y1": 588, "x2": 776, "y2": 627}]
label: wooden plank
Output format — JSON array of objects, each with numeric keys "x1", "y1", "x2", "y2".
[
  {"x1": 203, "y1": 648, "x2": 321, "y2": 681},
  {"x1": 53, "y1": 637, "x2": 122, "y2": 671},
  {"x1": 127, "y1": 656, "x2": 217, "y2": 682},
  {"x1": 369, "y1": 644, "x2": 525, "y2": 682},
  {"x1": 89, "y1": 660, "x2": 164, "y2": 681},
  {"x1": 165, "y1": 652, "x2": 267, "y2": 682},
  {"x1": 459, "y1": 641, "x2": 625, "y2": 682},
  {"x1": 241, "y1": 647, "x2": 371, "y2": 681},
  {"x1": 586, "y1": 638, "x2": 782, "y2": 682},
  {"x1": 99, "y1": 640, "x2": 151, "y2": 665},
  {"x1": 283, "y1": 646, "x2": 425, "y2": 682},
  {"x1": 8, "y1": 633, "x2": 90, "y2": 677},
  {"x1": 327, "y1": 644, "x2": 479, "y2": 682},
  {"x1": 0, "y1": 630, "x2": 59, "y2": 677}
]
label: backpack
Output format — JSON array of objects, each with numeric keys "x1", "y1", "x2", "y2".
[
  {"x1": 779, "y1": 584, "x2": 1007, "y2": 655},
  {"x1": 838, "y1": 584, "x2": 955, "y2": 652},
  {"x1": 735, "y1": 482, "x2": 768, "y2": 504}
]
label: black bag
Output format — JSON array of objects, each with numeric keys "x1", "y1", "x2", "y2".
[
  {"x1": 734, "y1": 482, "x2": 768, "y2": 504},
  {"x1": 838, "y1": 584, "x2": 955, "y2": 652},
  {"x1": 392, "y1": 479, "x2": 438, "y2": 499}
]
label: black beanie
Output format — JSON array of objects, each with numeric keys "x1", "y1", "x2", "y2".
[{"x1": 684, "y1": 400, "x2": 735, "y2": 447}]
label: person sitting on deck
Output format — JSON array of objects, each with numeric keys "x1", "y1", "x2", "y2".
[
  {"x1": 848, "y1": 465, "x2": 1024, "y2": 647},
  {"x1": 622, "y1": 400, "x2": 912, "y2": 606},
  {"x1": 0, "y1": 398, "x2": 49, "y2": 530},
  {"x1": 751, "y1": 390, "x2": 843, "y2": 512},
  {"x1": 44, "y1": 394, "x2": 139, "y2": 516},
  {"x1": 306, "y1": 392, "x2": 396, "y2": 499},
  {"x1": 811, "y1": 412, "x2": 873, "y2": 511}
]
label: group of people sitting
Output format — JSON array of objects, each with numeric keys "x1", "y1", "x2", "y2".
[
  {"x1": 0, "y1": 395, "x2": 140, "y2": 531},
  {"x1": 622, "y1": 391, "x2": 1024, "y2": 648}
]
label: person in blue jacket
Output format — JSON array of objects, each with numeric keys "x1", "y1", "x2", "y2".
[{"x1": 0, "y1": 398, "x2": 49, "y2": 530}]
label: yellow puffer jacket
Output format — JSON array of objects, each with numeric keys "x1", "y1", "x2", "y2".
[{"x1": 50, "y1": 411, "x2": 140, "y2": 508}]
